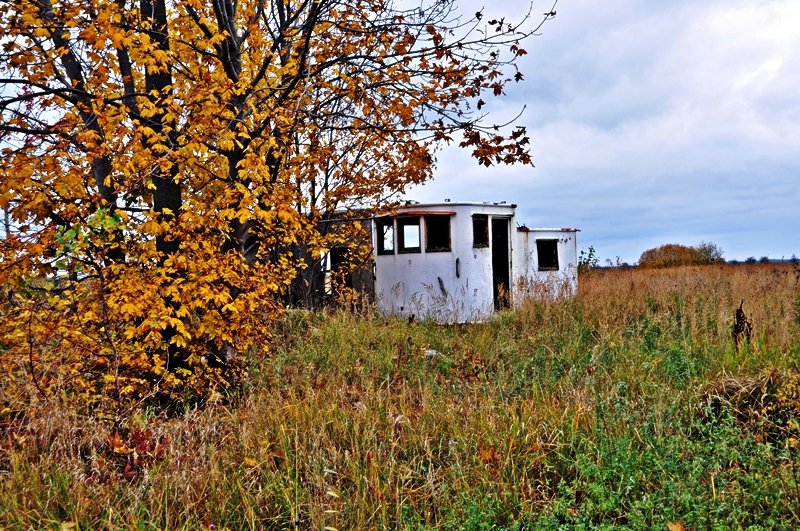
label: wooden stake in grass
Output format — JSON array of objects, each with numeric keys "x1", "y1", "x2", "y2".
[{"x1": 733, "y1": 300, "x2": 753, "y2": 352}]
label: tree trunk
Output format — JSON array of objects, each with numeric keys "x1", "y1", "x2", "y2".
[
  {"x1": 140, "y1": 0, "x2": 184, "y2": 370},
  {"x1": 141, "y1": 0, "x2": 182, "y2": 256}
]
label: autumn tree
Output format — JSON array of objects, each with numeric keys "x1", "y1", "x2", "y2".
[
  {"x1": 638, "y1": 242, "x2": 725, "y2": 268},
  {"x1": 0, "y1": 0, "x2": 553, "y2": 412},
  {"x1": 695, "y1": 241, "x2": 724, "y2": 264}
]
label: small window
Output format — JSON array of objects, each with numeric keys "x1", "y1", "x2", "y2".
[
  {"x1": 472, "y1": 214, "x2": 489, "y2": 247},
  {"x1": 536, "y1": 239, "x2": 559, "y2": 271},
  {"x1": 376, "y1": 218, "x2": 395, "y2": 255},
  {"x1": 397, "y1": 216, "x2": 421, "y2": 253},
  {"x1": 425, "y1": 215, "x2": 451, "y2": 252}
]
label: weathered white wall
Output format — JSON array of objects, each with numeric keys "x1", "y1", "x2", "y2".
[
  {"x1": 374, "y1": 203, "x2": 515, "y2": 322},
  {"x1": 374, "y1": 203, "x2": 578, "y2": 323},
  {"x1": 512, "y1": 228, "x2": 579, "y2": 303}
]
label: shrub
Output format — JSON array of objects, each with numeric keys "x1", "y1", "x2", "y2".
[{"x1": 639, "y1": 242, "x2": 724, "y2": 268}]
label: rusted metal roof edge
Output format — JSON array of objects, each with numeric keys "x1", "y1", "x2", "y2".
[
  {"x1": 387, "y1": 210, "x2": 457, "y2": 216},
  {"x1": 516, "y1": 226, "x2": 581, "y2": 232}
]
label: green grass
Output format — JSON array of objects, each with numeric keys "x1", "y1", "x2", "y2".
[{"x1": 1, "y1": 265, "x2": 799, "y2": 529}]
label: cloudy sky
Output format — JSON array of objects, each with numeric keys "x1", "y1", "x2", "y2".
[{"x1": 407, "y1": 0, "x2": 800, "y2": 264}]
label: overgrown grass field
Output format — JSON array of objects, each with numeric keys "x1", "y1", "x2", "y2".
[{"x1": 2, "y1": 264, "x2": 800, "y2": 529}]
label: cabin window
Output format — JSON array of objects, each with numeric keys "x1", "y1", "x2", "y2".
[
  {"x1": 397, "y1": 216, "x2": 421, "y2": 253},
  {"x1": 536, "y1": 239, "x2": 559, "y2": 271},
  {"x1": 472, "y1": 215, "x2": 489, "y2": 248},
  {"x1": 376, "y1": 218, "x2": 395, "y2": 255},
  {"x1": 425, "y1": 215, "x2": 451, "y2": 252}
]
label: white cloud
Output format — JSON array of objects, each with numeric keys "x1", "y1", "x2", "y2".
[{"x1": 408, "y1": 0, "x2": 800, "y2": 262}]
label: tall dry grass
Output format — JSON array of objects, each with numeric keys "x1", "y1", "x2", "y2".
[{"x1": 1, "y1": 264, "x2": 799, "y2": 529}]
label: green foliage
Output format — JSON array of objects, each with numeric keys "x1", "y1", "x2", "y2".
[
  {"x1": 794, "y1": 291, "x2": 800, "y2": 328},
  {"x1": 536, "y1": 398, "x2": 800, "y2": 529},
  {"x1": 578, "y1": 245, "x2": 600, "y2": 272}
]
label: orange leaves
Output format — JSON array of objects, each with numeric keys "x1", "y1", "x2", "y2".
[
  {"x1": 639, "y1": 243, "x2": 723, "y2": 268},
  {"x1": 460, "y1": 127, "x2": 532, "y2": 167},
  {"x1": 510, "y1": 44, "x2": 527, "y2": 57}
]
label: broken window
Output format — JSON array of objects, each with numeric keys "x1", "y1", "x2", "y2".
[
  {"x1": 472, "y1": 214, "x2": 489, "y2": 248},
  {"x1": 397, "y1": 216, "x2": 421, "y2": 253},
  {"x1": 536, "y1": 239, "x2": 559, "y2": 271},
  {"x1": 425, "y1": 215, "x2": 451, "y2": 252},
  {"x1": 376, "y1": 218, "x2": 395, "y2": 255}
]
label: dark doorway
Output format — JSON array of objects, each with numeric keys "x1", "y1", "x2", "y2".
[
  {"x1": 491, "y1": 218, "x2": 510, "y2": 309},
  {"x1": 327, "y1": 247, "x2": 352, "y2": 294}
]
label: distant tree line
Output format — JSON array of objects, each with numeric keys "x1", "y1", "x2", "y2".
[
  {"x1": 581, "y1": 242, "x2": 794, "y2": 270},
  {"x1": 638, "y1": 242, "x2": 724, "y2": 268},
  {"x1": 729, "y1": 255, "x2": 798, "y2": 265}
]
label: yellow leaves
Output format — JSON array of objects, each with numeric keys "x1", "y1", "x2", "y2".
[
  {"x1": 119, "y1": 302, "x2": 141, "y2": 317},
  {"x1": 140, "y1": 219, "x2": 162, "y2": 235},
  {"x1": 218, "y1": 135, "x2": 235, "y2": 153},
  {"x1": 0, "y1": 0, "x2": 539, "y2": 416},
  {"x1": 144, "y1": 49, "x2": 172, "y2": 73},
  {"x1": 221, "y1": 303, "x2": 238, "y2": 315},
  {"x1": 108, "y1": 29, "x2": 134, "y2": 50},
  {"x1": 79, "y1": 25, "x2": 100, "y2": 44},
  {"x1": 168, "y1": 317, "x2": 189, "y2": 335}
]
